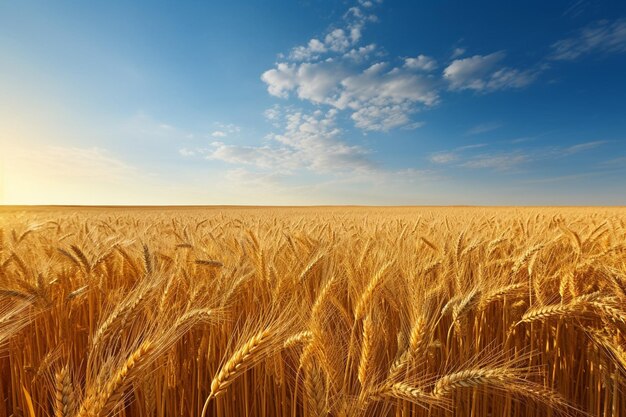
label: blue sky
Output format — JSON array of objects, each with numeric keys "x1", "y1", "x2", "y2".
[{"x1": 1, "y1": 0, "x2": 625, "y2": 205}]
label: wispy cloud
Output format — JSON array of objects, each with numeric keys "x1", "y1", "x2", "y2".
[
  {"x1": 460, "y1": 153, "x2": 529, "y2": 171},
  {"x1": 429, "y1": 140, "x2": 607, "y2": 172},
  {"x1": 443, "y1": 52, "x2": 543, "y2": 92},
  {"x1": 14, "y1": 146, "x2": 142, "y2": 181},
  {"x1": 451, "y1": 47, "x2": 466, "y2": 59},
  {"x1": 181, "y1": 101, "x2": 439, "y2": 197},
  {"x1": 223, "y1": 168, "x2": 286, "y2": 190},
  {"x1": 550, "y1": 18, "x2": 626, "y2": 60},
  {"x1": 560, "y1": 140, "x2": 607, "y2": 155},
  {"x1": 428, "y1": 143, "x2": 487, "y2": 165},
  {"x1": 562, "y1": 0, "x2": 589, "y2": 18},
  {"x1": 457, "y1": 143, "x2": 488, "y2": 150},
  {"x1": 520, "y1": 172, "x2": 600, "y2": 184},
  {"x1": 211, "y1": 122, "x2": 241, "y2": 138},
  {"x1": 2, "y1": 145, "x2": 155, "y2": 204},
  {"x1": 509, "y1": 136, "x2": 535, "y2": 144},
  {"x1": 603, "y1": 156, "x2": 626, "y2": 166},
  {"x1": 125, "y1": 112, "x2": 191, "y2": 139},
  {"x1": 466, "y1": 122, "x2": 502, "y2": 135},
  {"x1": 125, "y1": 113, "x2": 243, "y2": 141},
  {"x1": 429, "y1": 152, "x2": 458, "y2": 164},
  {"x1": 182, "y1": 107, "x2": 375, "y2": 174}
]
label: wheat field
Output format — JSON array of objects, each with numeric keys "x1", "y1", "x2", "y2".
[{"x1": 0, "y1": 206, "x2": 625, "y2": 417}]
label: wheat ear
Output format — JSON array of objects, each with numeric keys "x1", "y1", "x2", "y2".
[
  {"x1": 54, "y1": 366, "x2": 74, "y2": 417},
  {"x1": 76, "y1": 341, "x2": 153, "y2": 417},
  {"x1": 518, "y1": 302, "x2": 585, "y2": 325},
  {"x1": 432, "y1": 367, "x2": 514, "y2": 398},
  {"x1": 354, "y1": 262, "x2": 392, "y2": 318},
  {"x1": 283, "y1": 330, "x2": 313, "y2": 349},
  {"x1": 304, "y1": 359, "x2": 327, "y2": 417},
  {"x1": 372, "y1": 382, "x2": 434, "y2": 408},
  {"x1": 358, "y1": 315, "x2": 374, "y2": 387},
  {"x1": 201, "y1": 327, "x2": 276, "y2": 417},
  {"x1": 211, "y1": 328, "x2": 273, "y2": 396}
]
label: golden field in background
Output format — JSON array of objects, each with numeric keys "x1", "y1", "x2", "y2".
[{"x1": 0, "y1": 206, "x2": 625, "y2": 417}]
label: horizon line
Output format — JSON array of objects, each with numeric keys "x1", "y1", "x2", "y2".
[{"x1": 2, "y1": 204, "x2": 625, "y2": 209}]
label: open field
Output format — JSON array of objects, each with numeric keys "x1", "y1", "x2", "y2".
[{"x1": 0, "y1": 206, "x2": 625, "y2": 417}]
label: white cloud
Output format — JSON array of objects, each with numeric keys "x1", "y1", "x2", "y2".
[
  {"x1": 208, "y1": 142, "x2": 299, "y2": 170},
  {"x1": 290, "y1": 38, "x2": 327, "y2": 61},
  {"x1": 270, "y1": 109, "x2": 374, "y2": 172},
  {"x1": 550, "y1": 18, "x2": 626, "y2": 60},
  {"x1": 339, "y1": 62, "x2": 439, "y2": 105},
  {"x1": 263, "y1": 1, "x2": 479, "y2": 132},
  {"x1": 451, "y1": 47, "x2": 466, "y2": 58},
  {"x1": 286, "y1": 2, "x2": 380, "y2": 62},
  {"x1": 351, "y1": 102, "x2": 412, "y2": 131},
  {"x1": 261, "y1": 1, "x2": 442, "y2": 132},
  {"x1": 193, "y1": 126, "x2": 440, "y2": 204},
  {"x1": 185, "y1": 108, "x2": 375, "y2": 174},
  {"x1": 262, "y1": 59, "x2": 438, "y2": 131},
  {"x1": 262, "y1": 61, "x2": 346, "y2": 102},
  {"x1": 261, "y1": 63, "x2": 298, "y2": 98},
  {"x1": 211, "y1": 122, "x2": 241, "y2": 138},
  {"x1": 404, "y1": 55, "x2": 437, "y2": 71},
  {"x1": 451, "y1": 51, "x2": 504, "y2": 76},
  {"x1": 338, "y1": 64, "x2": 439, "y2": 130},
  {"x1": 343, "y1": 44, "x2": 377, "y2": 62},
  {"x1": 263, "y1": 105, "x2": 281, "y2": 122},
  {"x1": 325, "y1": 29, "x2": 352, "y2": 52},
  {"x1": 444, "y1": 52, "x2": 503, "y2": 90},
  {"x1": 295, "y1": 62, "x2": 348, "y2": 103},
  {"x1": 443, "y1": 52, "x2": 540, "y2": 92}
]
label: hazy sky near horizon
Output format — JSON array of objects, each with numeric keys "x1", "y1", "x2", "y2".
[{"x1": 1, "y1": 0, "x2": 626, "y2": 205}]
